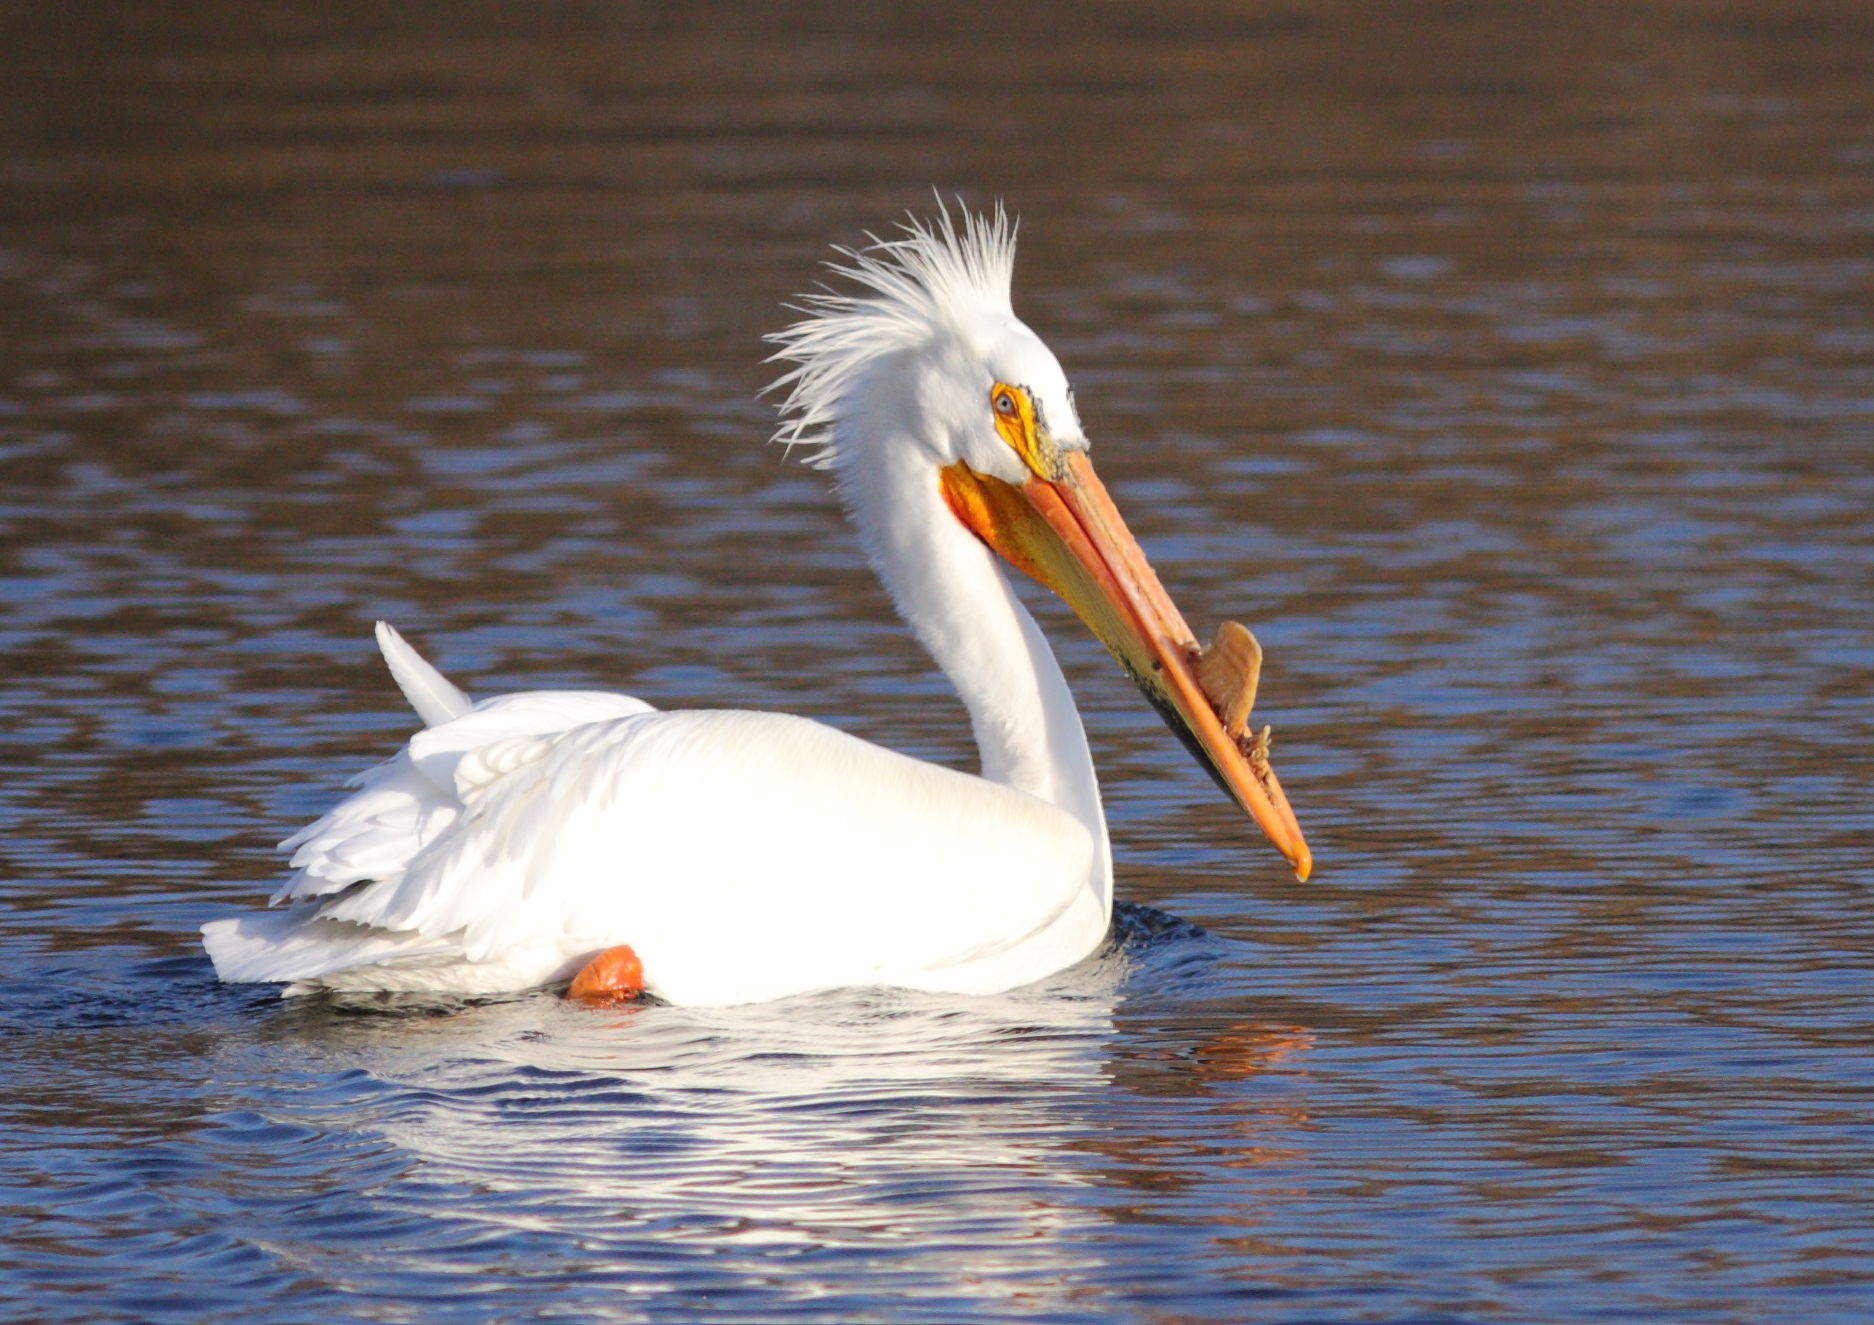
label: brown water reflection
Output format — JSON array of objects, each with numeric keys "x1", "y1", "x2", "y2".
[{"x1": 1, "y1": 2, "x2": 1871, "y2": 1321}]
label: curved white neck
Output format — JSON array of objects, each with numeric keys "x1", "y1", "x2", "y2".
[{"x1": 836, "y1": 419, "x2": 1113, "y2": 913}]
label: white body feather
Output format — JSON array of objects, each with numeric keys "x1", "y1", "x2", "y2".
[
  {"x1": 202, "y1": 208, "x2": 1121, "y2": 1006},
  {"x1": 204, "y1": 687, "x2": 1103, "y2": 1005}
]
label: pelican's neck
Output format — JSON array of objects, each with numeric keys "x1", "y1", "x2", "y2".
[{"x1": 838, "y1": 424, "x2": 1113, "y2": 912}]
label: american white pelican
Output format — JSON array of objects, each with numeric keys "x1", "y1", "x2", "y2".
[{"x1": 202, "y1": 207, "x2": 1310, "y2": 1007}]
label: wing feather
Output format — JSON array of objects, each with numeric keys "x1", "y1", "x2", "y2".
[
  {"x1": 269, "y1": 688, "x2": 658, "y2": 907},
  {"x1": 201, "y1": 906, "x2": 458, "y2": 984},
  {"x1": 375, "y1": 621, "x2": 473, "y2": 727}
]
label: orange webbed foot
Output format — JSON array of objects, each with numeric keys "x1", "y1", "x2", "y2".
[{"x1": 567, "y1": 945, "x2": 644, "y2": 1005}]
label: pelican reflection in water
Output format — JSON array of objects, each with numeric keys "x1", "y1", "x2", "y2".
[{"x1": 252, "y1": 955, "x2": 1314, "y2": 1309}]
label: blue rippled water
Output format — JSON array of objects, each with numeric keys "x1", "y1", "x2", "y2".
[{"x1": 2, "y1": 2, "x2": 1871, "y2": 1321}]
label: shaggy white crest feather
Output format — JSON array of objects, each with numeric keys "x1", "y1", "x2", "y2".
[{"x1": 765, "y1": 201, "x2": 1018, "y2": 469}]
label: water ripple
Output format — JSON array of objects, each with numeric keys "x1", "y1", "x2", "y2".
[{"x1": 3, "y1": 2, "x2": 1873, "y2": 1320}]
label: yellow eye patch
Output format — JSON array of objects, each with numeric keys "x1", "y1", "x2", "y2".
[{"x1": 988, "y1": 382, "x2": 1061, "y2": 480}]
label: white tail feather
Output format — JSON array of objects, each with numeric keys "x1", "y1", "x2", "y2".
[{"x1": 375, "y1": 621, "x2": 473, "y2": 728}]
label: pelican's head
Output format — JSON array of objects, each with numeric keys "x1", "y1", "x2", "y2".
[{"x1": 767, "y1": 205, "x2": 1310, "y2": 881}]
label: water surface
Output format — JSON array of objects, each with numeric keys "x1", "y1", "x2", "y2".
[{"x1": 1, "y1": 2, "x2": 1871, "y2": 1320}]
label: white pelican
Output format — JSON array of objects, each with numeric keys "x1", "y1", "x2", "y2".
[{"x1": 202, "y1": 207, "x2": 1310, "y2": 1007}]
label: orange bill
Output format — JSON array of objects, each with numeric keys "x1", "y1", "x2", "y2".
[{"x1": 942, "y1": 448, "x2": 1311, "y2": 881}]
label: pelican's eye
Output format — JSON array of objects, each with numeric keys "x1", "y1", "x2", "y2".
[{"x1": 987, "y1": 382, "x2": 1060, "y2": 480}]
